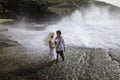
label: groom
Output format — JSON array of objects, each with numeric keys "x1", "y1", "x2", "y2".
[{"x1": 55, "y1": 30, "x2": 65, "y2": 62}]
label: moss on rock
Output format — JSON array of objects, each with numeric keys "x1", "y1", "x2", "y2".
[{"x1": 0, "y1": 0, "x2": 94, "y2": 21}]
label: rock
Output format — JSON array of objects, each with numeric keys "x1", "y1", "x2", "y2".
[
  {"x1": 0, "y1": 34, "x2": 20, "y2": 48},
  {"x1": 0, "y1": 0, "x2": 94, "y2": 21},
  {"x1": 0, "y1": 19, "x2": 14, "y2": 24},
  {"x1": 0, "y1": 72, "x2": 26, "y2": 80},
  {"x1": 0, "y1": 0, "x2": 58, "y2": 21},
  {"x1": 0, "y1": 46, "x2": 120, "y2": 80}
]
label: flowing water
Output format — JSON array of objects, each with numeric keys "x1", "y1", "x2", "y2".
[{"x1": 2, "y1": 1, "x2": 119, "y2": 52}]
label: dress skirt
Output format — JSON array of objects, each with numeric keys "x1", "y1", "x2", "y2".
[{"x1": 49, "y1": 48, "x2": 56, "y2": 61}]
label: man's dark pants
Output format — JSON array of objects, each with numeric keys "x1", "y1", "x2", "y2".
[{"x1": 56, "y1": 50, "x2": 64, "y2": 62}]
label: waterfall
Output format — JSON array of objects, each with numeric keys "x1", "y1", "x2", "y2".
[{"x1": 2, "y1": 2, "x2": 120, "y2": 51}]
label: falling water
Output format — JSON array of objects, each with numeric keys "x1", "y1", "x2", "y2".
[{"x1": 1, "y1": 1, "x2": 120, "y2": 52}]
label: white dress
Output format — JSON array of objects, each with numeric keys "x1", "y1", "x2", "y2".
[{"x1": 49, "y1": 39, "x2": 57, "y2": 61}]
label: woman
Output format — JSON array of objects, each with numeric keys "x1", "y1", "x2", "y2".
[{"x1": 48, "y1": 32, "x2": 57, "y2": 69}]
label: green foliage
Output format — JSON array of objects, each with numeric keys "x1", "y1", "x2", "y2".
[
  {"x1": 32, "y1": 0, "x2": 68, "y2": 4},
  {"x1": 0, "y1": 0, "x2": 95, "y2": 20},
  {"x1": 32, "y1": 0, "x2": 79, "y2": 5}
]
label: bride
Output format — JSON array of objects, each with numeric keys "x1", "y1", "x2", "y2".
[
  {"x1": 49, "y1": 32, "x2": 56, "y2": 61},
  {"x1": 45, "y1": 32, "x2": 57, "y2": 69}
]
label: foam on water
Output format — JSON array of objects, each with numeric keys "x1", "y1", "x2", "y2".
[{"x1": 5, "y1": 4, "x2": 120, "y2": 50}]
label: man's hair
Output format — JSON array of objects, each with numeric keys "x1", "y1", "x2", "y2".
[{"x1": 56, "y1": 30, "x2": 61, "y2": 35}]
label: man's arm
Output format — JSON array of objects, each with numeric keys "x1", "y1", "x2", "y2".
[
  {"x1": 62, "y1": 38, "x2": 65, "y2": 52},
  {"x1": 54, "y1": 37, "x2": 57, "y2": 45}
]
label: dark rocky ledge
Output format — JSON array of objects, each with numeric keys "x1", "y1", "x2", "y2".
[
  {"x1": 0, "y1": 43, "x2": 120, "y2": 80},
  {"x1": 0, "y1": 31, "x2": 120, "y2": 80}
]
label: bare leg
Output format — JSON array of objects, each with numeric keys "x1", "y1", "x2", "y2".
[{"x1": 50, "y1": 59, "x2": 57, "y2": 71}]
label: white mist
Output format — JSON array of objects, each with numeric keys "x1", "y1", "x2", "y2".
[{"x1": 5, "y1": 3, "x2": 120, "y2": 51}]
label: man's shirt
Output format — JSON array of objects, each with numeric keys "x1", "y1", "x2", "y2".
[{"x1": 55, "y1": 37, "x2": 65, "y2": 51}]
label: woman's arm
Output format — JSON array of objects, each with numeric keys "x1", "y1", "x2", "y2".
[{"x1": 49, "y1": 40, "x2": 55, "y2": 49}]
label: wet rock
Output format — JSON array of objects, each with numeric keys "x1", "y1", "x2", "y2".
[
  {"x1": 0, "y1": 34, "x2": 20, "y2": 48},
  {"x1": 0, "y1": 0, "x2": 94, "y2": 21},
  {"x1": 0, "y1": 72, "x2": 26, "y2": 80},
  {"x1": 0, "y1": 46, "x2": 120, "y2": 80},
  {"x1": 0, "y1": 19, "x2": 14, "y2": 24}
]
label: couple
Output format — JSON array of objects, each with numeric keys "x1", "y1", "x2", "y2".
[{"x1": 49, "y1": 30, "x2": 65, "y2": 66}]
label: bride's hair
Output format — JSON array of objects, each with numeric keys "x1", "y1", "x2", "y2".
[{"x1": 44, "y1": 32, "x2": 54, "y2": 46}]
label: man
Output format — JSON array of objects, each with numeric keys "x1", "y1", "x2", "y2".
[{"x1": 55, "y1": 30, "x2": 65, "y2": 62}]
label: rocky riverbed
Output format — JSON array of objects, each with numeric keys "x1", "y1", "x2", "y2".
[{"x1": 0, "y1": 34, "x2": 120, "y2": 80}]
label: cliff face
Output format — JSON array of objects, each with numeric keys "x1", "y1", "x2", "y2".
[
  {"x1": 0, "y1": 0, "x2": 57, "y2": 21},
  {"x1": 0, "y1": 0, "x2": 92, "y2": 21}
]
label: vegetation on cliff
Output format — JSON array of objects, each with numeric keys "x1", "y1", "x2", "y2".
[{"x1": 0, "y1": 0, "x2": 94, "y2": 21}]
